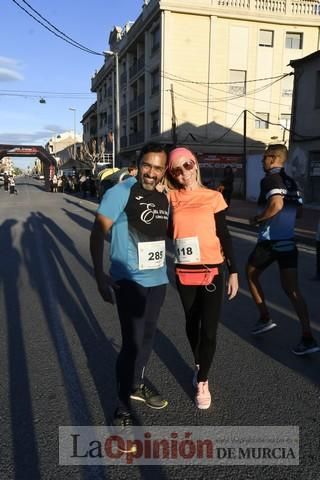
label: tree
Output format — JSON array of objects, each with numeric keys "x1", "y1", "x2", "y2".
[{"x1": 80, "y1": 138, "x2": 109, "y2": 175}]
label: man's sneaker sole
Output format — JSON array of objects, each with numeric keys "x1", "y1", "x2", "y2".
[
  {"x1": 130, "y1": 394, "x2": 168, "y2": 410},
  {"x1": 251, "y1": 321, "x2": 277, "y2": 335},
  {"x1": 111, "y1": 414, "x2": 137, "y2": 453},
  {"x1": 292, "y1": 346, "x2": 320, "y2": 356},
  {"x1": 116, "y1": 443, "x2": 137, "y2": 454}
]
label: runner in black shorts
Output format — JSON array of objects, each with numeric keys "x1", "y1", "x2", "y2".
[
  {"x1": 246, "y1": 144, "x2": 319, "y2": 356},
  {"x1": 248, "y1": 240, "x2": 298, "y2": 271}
]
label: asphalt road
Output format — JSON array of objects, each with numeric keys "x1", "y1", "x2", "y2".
[{"x1": 0, "y1": 178, "x2": 319, "y2": 480}]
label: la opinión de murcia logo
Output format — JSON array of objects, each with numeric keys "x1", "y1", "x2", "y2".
[{"x1": 59, "y1": 426, "x2": 299, "y2": 466}]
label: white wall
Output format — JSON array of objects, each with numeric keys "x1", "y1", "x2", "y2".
[{"x1": 246, "y1": 154, "x2": 264, "y2": 201}]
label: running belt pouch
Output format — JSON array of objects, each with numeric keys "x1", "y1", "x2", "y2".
[{"x1": 176, "y1": 267, "x2": 219, "y2": 286}]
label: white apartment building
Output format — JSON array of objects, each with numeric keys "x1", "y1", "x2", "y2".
[
  {"x1": 81, "y1": 102, "x2": 97, "y2": 146},
  {"x1": 0, "y1": 156, "x2": 13, "y2": 174},
  {"x1": 288, "y1": 50, "x2": 320, "y2": 202},
  {"x1": 91, "y1": 0, "x2": 320, "y2": 172},
  {"x1": 46, "y1": 131, "x2": 82, "y2": 157},
  {"x1": 45, "y1": 130, "x2": 82, "y2": 166}
]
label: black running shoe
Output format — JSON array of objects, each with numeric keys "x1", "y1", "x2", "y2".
[
  {"x1": 112, "y1": 410, "x2": 137, "y2": 453},
  {"x1": 292, "y1": 338, "x2": 320, "y2": 356},
  {"x1": 251, "y1": 318, "x2": 277, "y2": 335},
  {"x1": 130, "y1": 384, "x2": 168, "y2": 409}
]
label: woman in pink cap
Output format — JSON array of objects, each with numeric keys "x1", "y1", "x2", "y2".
[{"x1": 166, "y1": 146, "x2": 239, "y2": 409}]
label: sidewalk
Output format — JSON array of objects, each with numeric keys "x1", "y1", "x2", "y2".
[{"x1": 227, "y1": 198, "x2": 320, "y2": 242}]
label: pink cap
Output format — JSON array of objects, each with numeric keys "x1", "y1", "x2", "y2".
[{"x1": 168, "y1": 147, "x2": 197, "y2": 171}]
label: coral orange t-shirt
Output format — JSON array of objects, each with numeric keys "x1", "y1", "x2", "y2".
[{"x1": 169, "y1": 188, "x2": 227, "y2": 265}]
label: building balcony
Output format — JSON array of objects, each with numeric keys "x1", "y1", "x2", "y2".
[
  {"x1": 129, "y1": 93, "x2": 145, "y2": 114},
  {"x1": 213, "y1": 0, "x2": 320, "y2": 19},
  {"x1": 151, "y1": 85, "x2": 160, "y2": 95},
  {"x1": 129, "y1": 55, "x2": 145, "y2": 79},
  {"x1": 91, "y1": 66, "x2": 106, "y2": 92},
  {"x1": 120, "y1": 136, "x2": 128, "y2": 147},
  {"x1": 129, "y1": 131, "x2": 145, "y2": 146},
  {"x1": 121, "y1": 105, "x2": 128, "y2": 118},
  {"x1": 120, "y1": 71, "x2": 127, "y2": 86}
]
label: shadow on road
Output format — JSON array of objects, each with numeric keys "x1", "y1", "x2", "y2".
[
  {"x1": 64, "y1": 196, "x2": 98, "y2": 214},
  {"x1": 62, "y1": 208, "x2": 94, "y2": 232},
  {"x1": 222, "y1": 275, "x2": 320, "y2": 387},
  {"x1": 0, "y1": 219, "x2": 41, "y2": 479},
  {"x1": 19, "y1": 212, "x2": 168, "y2": 479}
]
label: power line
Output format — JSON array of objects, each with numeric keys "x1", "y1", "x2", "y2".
[
  {"x1": 167, "y1": 74, "x2": 287, "y2": 103},
  {"x1": 0, "y1": 92, "x2": 93, "y2": 100},
  {"x1": 0, "y1": 89, "x2": 95, "y2": 95},
  {"x1": 161, "y1": 70, "x2": 291, "y2": 86},
  {"x1": 10, "y1": 0, "x2": 103, "y2": 56},
  {"x1": 208, "y1": 111, "x2": 244, "y2": 144},
  {"x1": 158, "y1": 70, "x2": 291, "y2": 108},
  {"x1": 246, "y1": 110, "x2": 320, "y2": 140},
  {"x1": 172, "y1": 91, "x2": 245, "y2": 143}
]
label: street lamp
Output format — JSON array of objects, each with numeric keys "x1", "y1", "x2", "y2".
[
  {"x1": 104, "y1": 50, "x2": 120, "y2": 166},
  {"x1": 69, "y1": 107, "x2": 77, "y2": 160}
]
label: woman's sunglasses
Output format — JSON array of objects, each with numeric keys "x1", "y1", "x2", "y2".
[{"x1": 170, "y1": 159, "x2": 196, "y2": 177}]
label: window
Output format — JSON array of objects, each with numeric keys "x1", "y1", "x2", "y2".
[
  {"x1": 229, "y1": 70, "x2": 247, "y2": 95},
  {"x1": 281, "y1": 75, "x2": 293, "y2": 97},
  {"x1": 255, "y1": 113, "x2": 269, "y2": 129},
  {"x1": 150, "y1": 110, "x2": 159, "y2": 135},
  {"x1": 280, "y1": 113, "x2": 291, "y2": 130},
  {"x1": 285, "y1": 32, "x2": 303, "y2": 49},
  {"x1": 151, "y1": 25, "x2": 160, "y2": 53},
  {"x1": 315, "y1": 71, "x2": 320, "y2": 108},
  {"x1": 259, "y1": 29, "x2": 274, "y2": 47},
  {"x1": 151, "y1": 68, "x2": 160, "y2": 95}
]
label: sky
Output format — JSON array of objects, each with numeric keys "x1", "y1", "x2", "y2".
[{"x1": 1, "y1": 0, "x2": 144, "y2": 169}]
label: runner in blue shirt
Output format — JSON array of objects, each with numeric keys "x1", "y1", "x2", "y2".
[
  {"x1": 246, "y1": 144, "x2": 319, "y2": 355},
  {"x1": 90, "y1": 143, "x2": 169, "y2": 435}
]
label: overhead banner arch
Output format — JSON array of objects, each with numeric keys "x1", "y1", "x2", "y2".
[{"x1": 0, "y1": 144, "x2": 57, "y2": 191}]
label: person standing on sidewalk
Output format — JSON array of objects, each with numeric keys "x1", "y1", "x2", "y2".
[
  {"x1": 217, "y1": 165, "x2": 234, "y2": 207},
  {"x1": 90, "y1": 142, "x2": 169, "y2": 429},
  {"x1": 246, "y1": 144, "x2": 320, "y2": 355},
  {"x1": 166, "y1": 147, "x2": 239, "y2": 409}
]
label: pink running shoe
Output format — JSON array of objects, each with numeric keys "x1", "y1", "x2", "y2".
[
  {"x1": 196, "y1": 381, "x2": 211, "y2": 409},
  {"x1": 192, "y1": 364, "x2": 200, "y2": 388}
]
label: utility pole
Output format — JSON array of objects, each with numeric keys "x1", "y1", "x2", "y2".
[
  {"x1": 104, "y1": 51, "x2": 120, "y2": 165},
  {"x1": 243, "y1": 109, "x2": 247, "y2": 199},
  {"x1": 115, "y1": 52, "x2": 120, "y2": 159},
  {"x1": 69, "y1": 108, "x2": 77, "y2": 160},
  {"x1": 170, "y1": 84, "x2": 177, "y2": 146}
]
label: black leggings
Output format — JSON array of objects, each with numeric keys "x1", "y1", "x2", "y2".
[
  {"x1": 176, "y1": 265, "x2": 225, "y2": 382},
  {"x1": 115, "y1": 280, "x2": 166, "y2": 410}
]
